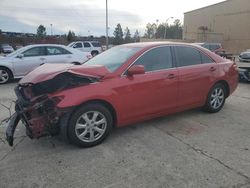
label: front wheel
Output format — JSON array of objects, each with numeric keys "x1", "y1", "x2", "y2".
[
  {"x1": 0, "y1": 67, "x2": 11, "y2": 84},
  {"x1": 68, "y1": 103, "x2": 113, "y2": 147},
  {"x1": 203, "y1": 83, "x2": 226, "y2": 113}
]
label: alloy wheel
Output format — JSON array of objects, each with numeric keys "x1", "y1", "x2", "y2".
[
  {"x1": 210, "y1": 88, "x2": 224, "y2": 109},
  {"x1": 75, "y1": 111, "x2": 107, "y2": 143},
  {"x1": 0, "y1": 69, "x2": 9, "y2": 84}
]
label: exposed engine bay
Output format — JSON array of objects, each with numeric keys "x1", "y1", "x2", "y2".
[{"x1": 6, "y1": 72, "x2": 99, "y2": 146}]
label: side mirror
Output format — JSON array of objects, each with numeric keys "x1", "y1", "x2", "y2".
[
  {"x1": 127, "y1": 65, "x2": 145, "y2": 76},
  {"x1": 16, "y1": 54, "x2": 24, "y2": 59}
]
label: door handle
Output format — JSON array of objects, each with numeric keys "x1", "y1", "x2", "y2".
[
  {"x1": 40, "y1": 57, "x2": 46, "y2": 61},
  {"x1": 209, "y1": 67, "x2": 216, "y2": 72},
  {"x1": 167, "y1": 74, "x2": 176, "y2": 79}
]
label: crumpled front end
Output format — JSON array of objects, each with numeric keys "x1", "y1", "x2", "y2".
[{"x1": 6, "y1": 72, "x2": 99, "y2": 146}]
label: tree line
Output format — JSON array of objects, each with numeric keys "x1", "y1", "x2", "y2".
[
  {"x1": 33, "y1": 21, "x2": 183, "y2": 44},
  {"x1": 144, "y1": 19, "x2": 183, "y2": 39}
]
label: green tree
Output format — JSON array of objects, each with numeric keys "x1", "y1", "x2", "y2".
[
  {"x1": 144, "y1": 23, "x2": 157, "y2": 39},
  {"x1": 155, "y1": 23, "x2": 166, "y2": 39},
  {"x1": 124, "y1": 27, "x2": 132, "y2": 43},
  {"x1": 172, "y1": 19, "x2": 182, "y2": 39},
  {"x1": 145, "y1": 19, "x2": 183, "y2": 39},
  {"x1": 113, "y1": 23, "x2": 124, "y2": 45},
  {"x1": 36, "y1": 25, "x2": 46, "y2": 38},
  {"x1": 133, "y1": 30, "x2": 140, "y2": 42},
  {"x1": 67, "y1": 30, "x2": 75, "y2": 42},
  {"x1": 144, "y1": 23, "x2": 153, "y2": 39}
]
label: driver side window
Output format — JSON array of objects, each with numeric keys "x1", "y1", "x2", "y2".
[
  {"x1": 74, "y1": 42, "x2": 83, "y2": 48},
  {"x1": 133, "y1": 46, "x2": 173, "y2": 72}
]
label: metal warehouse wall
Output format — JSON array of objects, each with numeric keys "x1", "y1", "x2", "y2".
[{"x1": 183, "y1": 0, "x2": 250, "y2": 54}]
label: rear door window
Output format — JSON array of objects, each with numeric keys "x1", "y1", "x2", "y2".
[
  {"x1": 46, "y1": 46, "x2": 71, "y2": 55},
  {"x1": 175, "y1": 46, "x2": 202, "y2": 67},
  {"x1": 84, "y1": 42, "x2": 91, "y2": 48},
  {"x1": 200, "y1": 52, "x2": 214, "y2": 64},
  {"x1": 133, "y1": 46, "x2": 173, "y2": 72},
  {"x1": 91, "y1": 42, "x2": 101, "y2": 47}
]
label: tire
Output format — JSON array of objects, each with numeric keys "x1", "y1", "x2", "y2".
[
  {"x1": 71, "y1": 62, "x2": 81, "y2": 65},
  {"x1": 203, "y1": 83, "x2": 226, "y2": 113},
  {"x1": 67, "y1": 103, "x2": 113, "y2": 147},
  {"x1": 0, "y1": 67, "x2": 11, "y2": 84},
  {"x1": 91, "y1": 51, "x2": 99, "y2": 57}
]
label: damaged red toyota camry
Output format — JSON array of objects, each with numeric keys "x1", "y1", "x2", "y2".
[{"x1": 6, "y1": 42, "x2": 238, "y2": 147}]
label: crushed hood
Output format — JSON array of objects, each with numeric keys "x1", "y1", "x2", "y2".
[{"x1": 20, "y1": 63, "x2": 110, "y2": 84}]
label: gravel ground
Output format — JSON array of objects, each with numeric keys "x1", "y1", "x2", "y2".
[{"x1": 0, "y1": 81, "x2": 250, "y2": 188}]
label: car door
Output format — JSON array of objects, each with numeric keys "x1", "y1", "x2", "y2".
[
  {"x1": 83, "y1": 42, "x2": 92, "y2": 52},
  {"x1": 117, "y1": 46, "x2": 178, "y2": 123},
  {"x1": 73, "y1": 42, "x2": 84, "y2": 52},
  {"x1": 13, "y1": 46, "x2": 46, "y2": 76},
  {"x1": 45, "y1": 46, "x2": 72, "y2": 64},
  {"x1": 174, "y1": 45, "x2": 218, "y2": 109}
]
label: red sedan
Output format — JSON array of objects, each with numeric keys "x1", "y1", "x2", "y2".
[{"x1": 6, "y1": 42, "x2": 238, "y2": 147}]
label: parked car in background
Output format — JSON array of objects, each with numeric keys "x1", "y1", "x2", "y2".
[
  {"x1": 6, "y1": 42, "x2": 238, "y2": 147},
  {"x1": 239, "y1": 67, "x2": 250, "y2": 82},
  {"x1": 0, "y1": 44, "x2": 14, "y2": 54},
  {"x1": 195, "y1": 43, "x2": 225, "y2": 55},
  {"x1": 0, "y1": 44, "x2": 92, "y2": 84},
  {"x1": 68, "y1": 41, "x2": 102, "y2": 56},
  {"x1": 13, "y1": 45, "x2": 24, "y2": 50},
  {"x1": 239, "y1": 49, "x2": 250, "y2": 62},
  {"x1": 194, "y1": 42, "x2": 234, "y2": 60}
]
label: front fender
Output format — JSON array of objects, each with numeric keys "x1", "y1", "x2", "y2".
[{"x1": 51, "y1": 83, "x2": 118, "y2": 109}]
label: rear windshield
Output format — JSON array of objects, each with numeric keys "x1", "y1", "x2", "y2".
[{"x1": 91, "y1": 42, "x2": 101, "y2": 47}]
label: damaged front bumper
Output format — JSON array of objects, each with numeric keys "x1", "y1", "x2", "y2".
[
  {"x1": 6, "y1": 112, "x2": 20, "y2": 146},
  {"x1": 5, "y1": 86, "x2": 67, "y2": 146},
  {"x1": 5, "y1": 71, "x2": 97, "y2": 146}
]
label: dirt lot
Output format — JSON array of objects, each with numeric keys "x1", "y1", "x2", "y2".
[{"x1": 0, "y1": 81, "x2": 250, "y2": 188}]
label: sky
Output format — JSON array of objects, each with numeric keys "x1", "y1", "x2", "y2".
[{"x1": 0, "y1": 0, "x2": 225, "y2": 36}]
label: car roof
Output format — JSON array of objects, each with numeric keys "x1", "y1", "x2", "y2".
[
  {"x1": 119, "y1": 42, "x2": 204, "y2": 49},
  {"x1": 25, "y1": 44, "x2": 66, "y2": 48},
  {"x1": 72, "y1": 41, "x2": 100, "y2": 43}
]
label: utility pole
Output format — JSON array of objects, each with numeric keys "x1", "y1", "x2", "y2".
[
  {"x1": 50, "y1": 24, "x2": 53, "y2": 36},
  {"x1": 164, "y1": 17, "x2": 174, "y2": 39},
  {"x1": 106, "y1": 0, "x2": 109, "y2": 50}
]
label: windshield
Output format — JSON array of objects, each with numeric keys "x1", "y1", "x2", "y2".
[
  {"x1": 83, "y1": 46, "x2": 142, "y2": 72},
  {"x1": 67, "y1": 42, "x2": 76, "y2": 47},
  {"x1": 6, "y1": 46, "x2": 28, "y2": 57}
]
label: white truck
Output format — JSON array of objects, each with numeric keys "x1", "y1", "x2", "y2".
[{"x1": 68, "y1": 41, "x2": 102, "y2": 56}]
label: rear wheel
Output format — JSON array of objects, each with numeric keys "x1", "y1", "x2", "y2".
[
  {"x1": 0, "y1": 67, "x2": 11, "y2": 84},
  {"x1": 91, "y1": 51, "x2": 99, "y2": 57},
  {"x1": 203, "y1": 83, "x2": 226, "y2": 113},
  {"x1": 68, "y1": 103, "x2": 113, "y2": 147}
]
